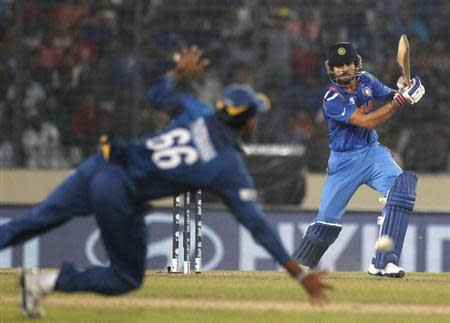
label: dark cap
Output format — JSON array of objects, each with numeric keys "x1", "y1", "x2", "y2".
[
  {"x1": 216, "y1": 84, "x2": 270, "y2": 128},
  {"x1": 326, "y1": 42, "x2": 358, "y2": 66}
]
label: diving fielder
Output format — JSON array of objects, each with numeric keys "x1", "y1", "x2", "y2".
[
  {"x1": 293, "y1": 42, "x2": 425, "y2": 278},
  {"x1": 0, "y1": 46, "x2": 331, "y2": 318}
]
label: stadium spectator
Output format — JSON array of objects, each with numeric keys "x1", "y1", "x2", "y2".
[
  {"x1": 256, "y1": 8, "x2": 300, "y2": 88},
  {"x1": 71, "y1": 93, "x2": 98, "y2": 156},
  {"x1": 0, "y1": 1, "x2": 448, "y2": 172},
  {"x1": 40, "y1": 92, "x2": 71, "y2": 145},
  {"x1": 6, "y1": 70, "x2": 46, "y2": 114},
  {"x1": 22, "y1": 109, "x2": 66, "y2": 168},
  {"x1": 0, "y1": 123, "x2": 14, "y2": 168}
]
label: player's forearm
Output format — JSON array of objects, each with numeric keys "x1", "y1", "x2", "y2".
[
  {"x1": 148, "y1": 76, "x2": 179, "y2": 107},
  {"x1": 350, "y1": 100, "x2": 399, "y2": 129},
  {"x1": 166, "y1": 69, "x2": 185, "y2": 84},
  {"x1": 370, "y1": 100, "x2": 399, "y2": 128}
]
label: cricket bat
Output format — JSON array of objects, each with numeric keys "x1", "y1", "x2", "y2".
[{"x1": 397, "y1": 34, "x2": 411, "y2": 87}]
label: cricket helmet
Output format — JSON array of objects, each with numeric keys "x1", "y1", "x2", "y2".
[{"x1": 325, "y1": 42, "x2": 363, "y2": 85}]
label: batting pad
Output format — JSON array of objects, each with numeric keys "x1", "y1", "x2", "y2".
[
  {"x1": 374, "y1": 172, "x2": 417, "y2": 268},
  {"x1": 292, "y1": 222, "x2": 342, "y2": 268}
]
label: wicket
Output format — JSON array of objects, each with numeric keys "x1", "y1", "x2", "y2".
[{"x1": 169, "y1": 189, "x2": 202, "y2": 274}]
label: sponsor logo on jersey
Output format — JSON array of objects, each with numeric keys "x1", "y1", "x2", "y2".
[
  {"x1": 190, "y1": 118, "x2": 217, "y2": 162},
  {"x1": 358, "y1": 100, "x2": 374, "y2": 113}
]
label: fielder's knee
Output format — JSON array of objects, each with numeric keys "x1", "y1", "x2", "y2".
[
  {"x1": 113, "y1": 276, "x2": 143, "y2": 295},
  {"x1": 97, "y1": 270, "x2": 144, "y2": 295}
]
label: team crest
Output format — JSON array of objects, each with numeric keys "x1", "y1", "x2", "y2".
[
  {"x1": 363, "y1": 87, "x2": 372, "y2": 97},
  {"x1": 337, "y1": 47, "x2": 346, "y2": 55}
]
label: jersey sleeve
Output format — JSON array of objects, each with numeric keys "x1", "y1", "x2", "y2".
[
  {"x1": 210, "y1": 151, "x2": 291, "y2": 266},
  {"x1": 365, "y1": 72, "x2": 395, "y2": 101},
  {"x1": 322, "y1": 89, "x2": 356, "y2": 124},
  {"x1": 147, "y1": 76, "x2": 184, "y2": 117},
  {"x1": 147, "y1": 76, "x2": 213, "y2": 119}
]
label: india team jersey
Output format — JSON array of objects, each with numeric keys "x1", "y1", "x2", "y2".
[{"x1": 322, "y1": 72, "x2": 393, "y2": 152}]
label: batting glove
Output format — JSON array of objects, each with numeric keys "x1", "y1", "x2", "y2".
[
  {"x1": 396, "y1": 76, "x2": 408, "y2": 90},
  {"x1": 393, "y1": 76, "x2": 425, "y2": 106},
  {"x1": 393, "y1": 91, "x2": 408, "y2": 107}
]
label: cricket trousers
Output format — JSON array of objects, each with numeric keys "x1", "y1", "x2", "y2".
[{"x1": 0, "y1": 154, "x2": 148, "y2": 295}]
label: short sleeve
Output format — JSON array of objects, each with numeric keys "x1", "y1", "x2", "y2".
[
  {"x1": 323, "y1": 90, "x2": 356, "y2": 124},
  {"x1": 147, "y1": 76, "x2": 213, "y2": 119}
]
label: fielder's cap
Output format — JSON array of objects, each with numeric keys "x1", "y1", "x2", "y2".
[
  {"x1": 216, "y1": 84, "x2": 270, "y2": 127},
  {"x1": 326, "y1": 42, "x2": 358, "y2": 66}
]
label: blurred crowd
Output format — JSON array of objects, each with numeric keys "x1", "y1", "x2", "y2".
[{"x1": 0, "y1": 0, "x2": 449, "y2": 172}]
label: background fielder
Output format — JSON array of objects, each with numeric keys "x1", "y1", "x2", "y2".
[{"x1": 293, "y1": 42, "x2": 425, "y2": 278}]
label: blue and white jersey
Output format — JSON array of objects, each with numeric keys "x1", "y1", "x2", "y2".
[
  {"x1": 322, "y1": 72, "x2": 393, "y2": 152},
  {"x1": 127, "y1": 77, "x2": 249, "y2": 199},
  {"x1": 125, "y1": 76, "x2": 290, "y2": 265}
]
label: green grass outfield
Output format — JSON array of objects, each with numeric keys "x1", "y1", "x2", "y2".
[{"x1": 1, "y1": 269, "x2": 449, "y2": 323}]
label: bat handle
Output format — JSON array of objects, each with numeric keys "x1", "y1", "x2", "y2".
[{"x1": 404, "y1": 77, "x2": 411, "y2": 87}]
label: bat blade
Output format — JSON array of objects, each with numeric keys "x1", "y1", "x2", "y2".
[{"x1": 397, "y1": 34, "x2": 411, "y2": 86}]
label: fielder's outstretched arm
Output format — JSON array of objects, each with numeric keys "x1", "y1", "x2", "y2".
[{"x1": 210, "y1": 154, "x2": 333, "y2": 305}]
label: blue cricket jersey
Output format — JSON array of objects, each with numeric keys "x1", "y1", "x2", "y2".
[
  {"x1": 322, "y1": 72, "x2": 393, "y2": 152},
  {"x1": 126, "y1": 76, "x2": 291, "y2": 265}
]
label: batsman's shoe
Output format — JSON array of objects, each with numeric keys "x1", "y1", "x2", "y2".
[
  {"x1": 368, "y1": 263, "x2": 405, "y2": 278},
  {"x1": 383, "y1": 263, "x2": 405, "y2": 278},
  {"x1": 20, "y1": 269, "x2": 47, "y2": 319},
  {"x1": 367, "y1": 264, "x2": 383, "y2": 276}
]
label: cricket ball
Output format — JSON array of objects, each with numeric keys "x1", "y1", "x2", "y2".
[{"x1": 375, "y1": 235, "x2": 394, "y2": 252}]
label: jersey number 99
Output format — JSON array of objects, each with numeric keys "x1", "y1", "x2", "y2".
[{"x1": 145, "y1": 128, "x2": 198, "y2": 170}]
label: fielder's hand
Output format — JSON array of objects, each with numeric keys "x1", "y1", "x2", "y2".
[
  {"x1": 169, "y1": 45, "x2": 210, "y2": 82},
  {"x1": 393, "y1": 76, "x2": 425, "y2": 106},
  {"x1": 298, "y1": 270, "x2": 334, "y2": 306}
]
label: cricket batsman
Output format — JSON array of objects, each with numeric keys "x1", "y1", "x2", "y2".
[{"x1": 293, "y1": 42, "x2": 425, "y2": 278}]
